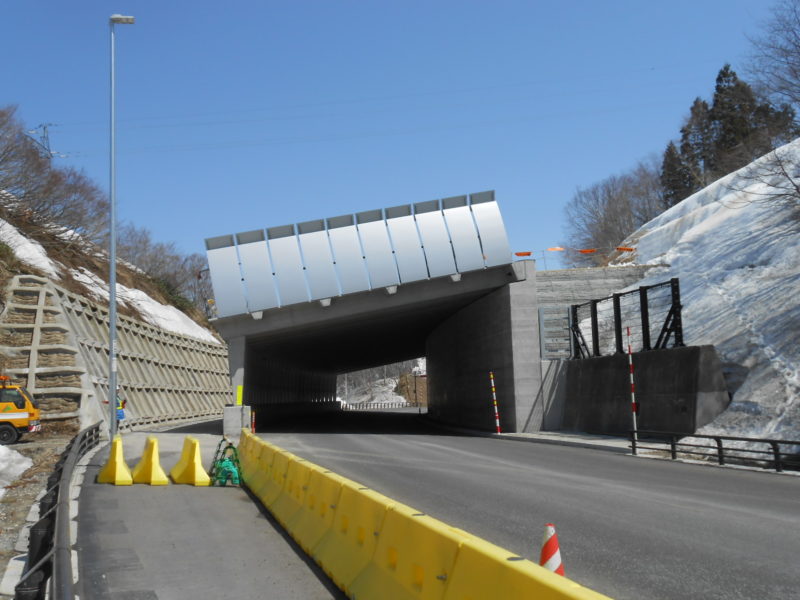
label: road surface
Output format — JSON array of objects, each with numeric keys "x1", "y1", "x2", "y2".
[{"x1": 258, "y1": 409, "x2": 800, "y2": 600}]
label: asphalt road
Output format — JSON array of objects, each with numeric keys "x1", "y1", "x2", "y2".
[{"x1": 257, "y1": 409, "x2": 800, "y2": 600}]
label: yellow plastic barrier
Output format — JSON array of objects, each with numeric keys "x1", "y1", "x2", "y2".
[
  {"x1": 97, "y1": 435, "x2": 132, "y2": 485},
  {"x1": 312, "y1": 481, "x2": 393, "y2": 593},
  {"x1": 443, "y1": 536, "x2": 610, "y2": 600},
  {"x1": 246, "y1": 439, "x2": 613, "y2": 600},
  {"x1": 242, "y1": 442, "x2": 271, "y2": 497},
  {"x1": 131, "y1": 436, "x2": 169, "y2": 485},
  {"x1": 271, "y1": 458, "x2": 320, "y2": 527},
  {"x1": 258, "y1": 448, "x2": 291, "y2": 507},
  {"x1": 286, "y1": 468, "x2": 346, "y2": 553},
  {"x1": 169, "y1": 436, "x2": 211, "y2": 486},
  {"x1": 350, "y1": 504, "x2": 465, "y2": 600}
]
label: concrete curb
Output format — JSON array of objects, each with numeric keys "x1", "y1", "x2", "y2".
[{"x1": 421, "y1": 416, "x2": 632, "y2": 454}]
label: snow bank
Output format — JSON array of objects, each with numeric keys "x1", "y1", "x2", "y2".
[
  {"x1": 0, "y1": 445, "x2": 33, "y2": 501},
  {"x1": 616, "y1": 140, "x2": 800, "y2": 440},
  {"x1": 67, "y1": 268, "x2": 219, "y2": 344},
  {"x1": 0, "y1": 218, "x2": 61, "y2": 278}
]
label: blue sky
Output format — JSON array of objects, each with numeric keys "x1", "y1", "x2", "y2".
[{"x1": 3, "y1": 1, "x2": 774, "y2": 270}]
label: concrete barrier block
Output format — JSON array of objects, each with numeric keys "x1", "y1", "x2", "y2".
[
  {"x1": 350, "y1": 504, "x2": 465, "y2": 600},
  {"x1": 131, "y1": 436, "x2": 169, "y2": 485},
  {"x1": 312, "y1": 481, "x2": 393, "y2": 593},
  {"x1": 169, "y1": 436, "x2": 211, "y2": 486},
  {"x1": 97, "y1": 435, "x2": 132, "y2": 485}
]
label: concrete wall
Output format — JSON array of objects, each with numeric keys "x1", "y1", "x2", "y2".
[
  {"x1": 560, "y1": 345, "x2": 730, "y2": 435},
  {"x1": 426, "y1": 261, "x2": 540, "y2": 432}
]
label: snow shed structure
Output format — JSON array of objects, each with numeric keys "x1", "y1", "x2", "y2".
[{"x1": 206, "y1": 192, "x2": 546, "y2": 431}]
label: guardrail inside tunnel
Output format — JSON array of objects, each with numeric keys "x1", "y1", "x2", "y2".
[{"x1": 205, "y1": 191, "x2": 512, "y2": 318}]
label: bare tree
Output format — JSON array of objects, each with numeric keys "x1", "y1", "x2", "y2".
[
  {"x1": 563, "y1": 161, "x2": 664, "y2": 266},
  {"x1": 748, "y1": 0, "x2": 800, "y2": 109}
]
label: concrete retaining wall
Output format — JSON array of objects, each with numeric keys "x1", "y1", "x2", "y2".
[
  {"x1": 0, "y1": 274, "x2": 230, "y2": 430},
  {"x1": 560, "y1": 345, "x2": 730, "y2": 435}
]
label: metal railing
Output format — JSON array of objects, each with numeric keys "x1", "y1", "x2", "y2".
[
  {"x1": 571, "y1": 278, "x2": 684, "y2": 359},
  {"x1": 15, "y1": 423, "x2": 102, "y2": 600},
  {"x1": 341, "y1": 402, "x2": 410, "y2": 411},
  {"x1": 630, "y1": 430, "x2": 800, "y2": 473}
]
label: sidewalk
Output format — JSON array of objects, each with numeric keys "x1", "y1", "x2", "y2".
[
  {"x1": 494, "y1": 431, "x2": 632, "y2": 453},
  {"x1": 76, "y1": 424, "x2": 344, "y2": 600}
]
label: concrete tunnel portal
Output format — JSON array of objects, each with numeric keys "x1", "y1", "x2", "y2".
[{"x1": 206, "y1": 192, "x2": 541, "y2": 432}]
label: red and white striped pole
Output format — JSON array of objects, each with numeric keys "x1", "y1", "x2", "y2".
[
  {"x1": 627, "y1": 327, "x2": 639, "y2": 441},
  {"x1": 489, "y1": 370, "x2": 501, "y2": 433}
]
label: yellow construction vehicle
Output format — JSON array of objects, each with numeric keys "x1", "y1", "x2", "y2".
[{"x1": 0, "y1": 375, "x2": 41, "y2": 444}]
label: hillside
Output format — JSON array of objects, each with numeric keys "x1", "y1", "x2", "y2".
[
  {"x1": 614, "y1": 139, "x2": 800, "y2": 440},
  {"x1": 0, "y1": 216, "x2": 219, "y2": 344}
]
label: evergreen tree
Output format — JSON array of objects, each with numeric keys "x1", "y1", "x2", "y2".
[
  {"x1": 660, "y1": 141, "x2": 694, "y2": 207},
  {"x1": 709, "y1": 64, "x2": 759, "y2": 173},
  {"x1": 679, "y1": 98, "x2": 713, "y2": 188}
]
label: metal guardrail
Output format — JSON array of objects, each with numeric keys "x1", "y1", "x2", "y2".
[
  {"x1": 341, "y1": 402, "x2": 411, "y2": 411},
  {"x1": 15, "y1": 422, "x2": 101, "y2": 600},
  {"x1": 630, "y1": 430, "x2": 800, "y2": 472}
]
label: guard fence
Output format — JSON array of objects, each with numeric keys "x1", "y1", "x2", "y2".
[
  {"x1": 630, "y1": 430, "x2": 800, "y2": 473},
  {"x1": 571, "y1": 278, "x2": 684, "y2": 359},
  {"x1": 14, "y1": 423, "x2": 101, "y2": 600}
]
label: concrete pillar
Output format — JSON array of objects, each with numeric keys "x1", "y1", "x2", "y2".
[
  {"x1": 426, "y1": 260, "x2": 541, "y2": 432},
  {"x1": 228, "y1": 335, "x2": 246, "y2": 405}
]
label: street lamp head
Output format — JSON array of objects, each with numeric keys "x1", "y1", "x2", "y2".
[{"x1": 110, "y1": 14, "x2": 135, "y2": 25}]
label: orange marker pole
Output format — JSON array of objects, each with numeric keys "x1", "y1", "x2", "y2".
[{"x1": 489, "y1": 371, "x2": 501, "y2": 433}]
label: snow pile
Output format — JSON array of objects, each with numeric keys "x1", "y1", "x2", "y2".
[
  {"x1": 345, "y1": 378, "x2": 409, "y2": 407},
  {"x1": 69, "y1": 267, "x2": 218, "y2": 344},
  {"x1": 0, "y1": 216, "x2": 218, "y2": 344},
  {"x1": 617, "y1": 140, "x2": 800, "y2": 440},
  {"x1": 0, "y1": 445, "x2": 32, "y2": 501},
  {"x1": 0, "y1": 218, "x2": 60, "y2": 278}
]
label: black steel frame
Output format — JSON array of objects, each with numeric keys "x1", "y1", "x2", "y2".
[{"x1": 570, "y1": 277, "x2": 684, "y2": 359}]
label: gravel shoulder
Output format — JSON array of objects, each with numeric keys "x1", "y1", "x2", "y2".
[{"x1": 0, "y1": 420, "x2": 78, "y2": 600}]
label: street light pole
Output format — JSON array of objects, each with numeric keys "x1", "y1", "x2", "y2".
[{"x1": 108, "y1": 14, "x2": 134, "y2": 440}]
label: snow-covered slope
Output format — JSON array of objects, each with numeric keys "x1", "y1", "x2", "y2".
[
  {"x1": 616, "y1": 140, "x2": 800, "y2": 440},
  {"x1": 0, "y1": 219, "x2": 219, "y2": 344}
]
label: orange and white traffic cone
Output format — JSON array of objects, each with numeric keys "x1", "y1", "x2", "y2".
[{"x1": 539, "y1": 523, "x2": 565, "y2": 576}]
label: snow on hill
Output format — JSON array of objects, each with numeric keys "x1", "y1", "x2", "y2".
[
  {"x1": 615, "y1": 140, "x2": 800, "y2": 440},
  {"x1": 0, "y1": 218, "x2": 219, "y2": 344}
]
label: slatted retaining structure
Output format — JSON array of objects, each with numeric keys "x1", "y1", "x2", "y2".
[{"x1": 0, "y1": 274, "x2": 230, "y2": 429}]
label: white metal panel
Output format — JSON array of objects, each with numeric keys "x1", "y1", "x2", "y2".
[
  {"x1": 269, "y1": 235, "x2": 310, "y2": 306},
  {"x1": 206, "y1": 245, "x2": 248, "y2": 317},
  {"x1": 328, "y1": 225, "x2": 370, "y2": 294},
  {"x1": 415, "y1": 210, "x2": 456, "y2": 277},
  {"x1": 358, "y1": 220, "x2": 399, "y2": 288},
  {"x1": 443, "y1": 204, "x2": 485, "y2": 273},
  {"x1": 299, "y1": 230, "x2": 340, "y2": 300},
  {"x1": 237, "y1": 240, "x2": 279, "y2": 311},
  {"x1": 387, "y1": 215, "x2": 428, "y2": 283},
  {"x1": 471, "y1": 201, "x2": 512, "y2": 267}
]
